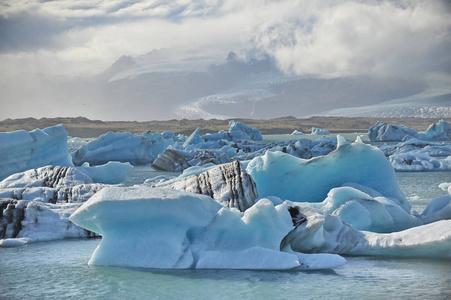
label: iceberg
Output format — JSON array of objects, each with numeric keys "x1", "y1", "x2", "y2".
[
  {"x1": 291, "y1": 130, "x2": 304, "y2": 135},
  {"x1": 78, "y1": 161, "x2": 133, "y2": 184},
  {"x1": 283, "y1": 206, "x2": 451, "y2": 258},
  {"x1": 202, "y1": 120, "x2": 263, "y2": 142},
  {"x1": 154, "y1": 161, "x2": 258, "y2": 212},
  {"x1": 312, "y1": 185, "x2": 422, "y2": 232},
  {"x1": 72, "y1": 131, "x2": 173, "y2": 166},
  {"x1": 311, "y1": 127, "x2": 330, "y2": 135},
  {"x1": 368, "y1": 121, "x2": 418, "y2": 141},
  {"x1": 0, "y1": 125, "x2": 73, "y2": 180},
  {"x1": 420, "y1": 195, "x2": 451, "y2": 224},
  {"x1": 151, "y1": 147, "x2": 230, "y2": 172},
  {"x1": 389, "y1": 153, "x2": 451, "y2": 171},
  {"x1": 183, "y1": 128, "x2": 204, "y2": 148},
  {"x1": 246, "y1": 137, "x2": 410, "y2": 212},
  {"x1": 379, "y1": 138, "x2": 451, "y2": 157},
  {"x1": 418, "y1": 119, "x2": 451, "y2": 141},
  {"x1": 70, "y1": 186, "x2": 345, "y2": 270},
  {"x1": 368, "y1": 120, "x2": 451, "y2": 142},
  {"x1": 0, "y1": 165, "x2": 111, "y2": 242}
]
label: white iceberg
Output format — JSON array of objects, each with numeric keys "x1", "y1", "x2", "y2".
[
  {"x1": 70, "y1": 187, "x2": 345, "y2": 270},
  {"x1": 420, "y1": 195, "x2": 451, "y2": 224},
  {"x1": 312, "y1": 185, "x2": 422, "y2": 232},
  {"x1": 0, "y1": 125, "x2": 73, "y2": 180}
]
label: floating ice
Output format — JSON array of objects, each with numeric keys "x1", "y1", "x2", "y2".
[
  {"x1": 368, "y1": 120, "x2": 451, "y2": 142},
  {"x1": 246, "y1": 137, "x2": 410, "y2": 212},
  {"x1": 389, "y1": 153, "x2": 451, "y2": 171},
  {"x1": 154, "y1": 161, "x2": 258, "y2": 211},
  {"x1": 78, "y1": 161, "x2": 133, "y2": 184},
  {"x1": 151, "y1": 147, "x2": 230, "y2": 172},
  {"x1": 183, "y1": 128, "x2": 204, "y2": 148},
  {"x1": 368, "y1": 121, "x2": 418, "y2": 141},
  {"x1": 0, "y1": 125, "x2": 73, "y2": 180},
  {"x1": 284, "y1": 206, "x2": 451, "y2": 258},
  {"x1": 203, "y1": 120, "x2": 263, "y2": 142},
  {"x1": 311, "y1": 127, "x2": 330, "y2": 135},
  {"x1": 72, "y1": 131, "x2": 173, "y2": 166},
  {"x1": 420, "y1": 195, "x2": 451, "y2": 224},
  {"x1": 418, "y1": 119, "x2": 451, "y2": 141},
  {"x1": 291, "y1": 130, "x2": 304, "y2": 135},
  {"x1": 314, "y1": 185, "x2": 422, "y2": 232},
  {"x1": 70, "y1": 187, "x2": 345, "y2": 270}
]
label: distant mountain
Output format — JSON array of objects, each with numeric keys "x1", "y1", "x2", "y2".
[{"x1": 2, "y1": 49, "x2": 450, "y2": 121}]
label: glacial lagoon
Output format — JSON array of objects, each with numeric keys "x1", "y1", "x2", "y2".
[{"x1": 1, "y1": 168, "x2": 450, "y2": 299}]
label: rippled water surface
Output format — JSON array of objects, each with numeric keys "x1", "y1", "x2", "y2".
[{"x1": 1, "y1": 239, "x2": 450, "y2": 300}]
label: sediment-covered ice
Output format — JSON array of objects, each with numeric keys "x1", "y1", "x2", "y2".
[
  {"x1": 151, "y1": 147, "x2": 230, "y2": 172},
  {"x1": 70, "y1": 187, "x2": 345, "y2": 270},
  {"x1": 154, "y1": 161, "x2": 258, "y2": 212},
  {"x1": 0, "y1": 165, "x2": 106, "y2": 243},
  {"x1": 0, "y1": 125, "x2": 73, "y2": 180},
  {"x1": 246, "y1": 137, "x2": 410, "y2": 212},
  {"x1": 72, "y1": 131, "x2": 173, "y2": 166},
  {"x1": 389, "y1": 153, "x2": 451, "y2": 171}
]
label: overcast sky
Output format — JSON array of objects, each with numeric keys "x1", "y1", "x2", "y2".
[{"x1": 0, "y1": 0, "x2": 450, "y2": 120}]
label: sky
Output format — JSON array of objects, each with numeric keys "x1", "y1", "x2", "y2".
[{"x1": 0, "y1": 0, "x2": 450, "y2": 120}]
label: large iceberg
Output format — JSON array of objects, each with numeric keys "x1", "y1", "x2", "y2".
[
  {"x1": 70, "y1": 186, "x2": 345, "y2": 270},
  {"x1": 0, "y1": 125, "x2": 73, "y2": 180},
  {"x1": 283, "y1": 205, "x2": 451, "y2": 258},
  {"x1": 246, "y1": 136, "x2": 410, "y2": 212},
  {"x1": 368, "y1": 119, "x2": 451, "y2": 142},
  {"x1": 368, "y1": 121, "x2": 418, "y2": 141},
  {"x1": 0, "y1": 166, "x2": 106, "y2": 242},
  {"x1": 72, "y1": 131, "x2": 173, "y2": 166}
]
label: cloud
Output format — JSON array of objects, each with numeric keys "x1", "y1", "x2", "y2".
[
  {"x1": 253, "y1": 0, "x2": 451, "y2": 78},
  {"x1": 0, "y1": 0, "x2": 450, "y2": 79}
]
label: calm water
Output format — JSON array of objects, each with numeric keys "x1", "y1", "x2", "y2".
[
  {"x1": 1, "y1": 238, "x2": 450, "y2": 300},
  {"x1": 1, "y1": 138, "x2": 451, "y2": 299}
]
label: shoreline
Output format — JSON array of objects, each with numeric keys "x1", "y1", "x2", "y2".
[{"x1": 0, "y1": 116, "x2": 445, "y2": 138}]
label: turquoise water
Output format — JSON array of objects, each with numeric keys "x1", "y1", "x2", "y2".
[
  {"x1": 1, "y1": 238, "x2": 450, "y2": 300},
  {"x1": 1, "y1": 136, "x2": 451, "y2": 299}
]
